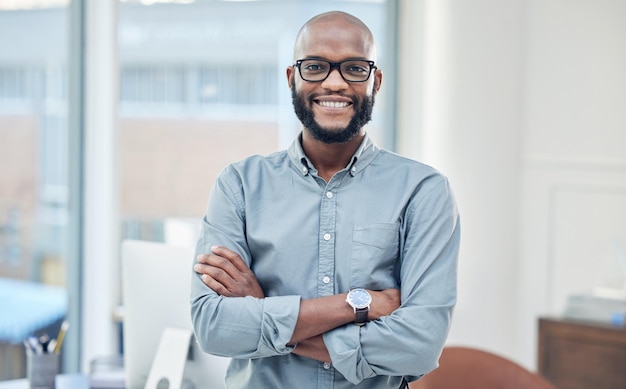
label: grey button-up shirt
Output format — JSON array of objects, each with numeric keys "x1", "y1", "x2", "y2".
[{"x1": 191, "y1": 134, "x2": 460, "y2": 388}]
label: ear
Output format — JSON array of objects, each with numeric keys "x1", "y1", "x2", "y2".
[
  {"x1": 286, "y1": 66, "x2": 295, "y2": 88},
  {"x1": 373, "y1": 69, "x2": 383, "y2": 93}
]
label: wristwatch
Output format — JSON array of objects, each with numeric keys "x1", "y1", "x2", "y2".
[{"x1": 346, "y1": 288, "x2": 372, "y2": 326}]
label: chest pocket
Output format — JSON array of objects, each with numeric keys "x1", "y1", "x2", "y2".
[{"x1": 350, "y1": 222, "x2": 400, "y2": 290}]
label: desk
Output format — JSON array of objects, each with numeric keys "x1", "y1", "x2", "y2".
[
  {"x1": 0, "y1": 379, "x2": 25, "y2": 389},
  {"x1": 0, "y1": 370, "x2": 125, "y2": 389},
  {"x1": 538, "y1": 317, "x2": 626, "y2": 389}
]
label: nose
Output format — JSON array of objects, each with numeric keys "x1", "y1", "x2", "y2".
[{"x1": 320, "y1": 68, "x2": 348, "y2": 91}]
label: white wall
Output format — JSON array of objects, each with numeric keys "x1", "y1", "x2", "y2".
[
  {"x1": 517, "y1": 0, "x2": 626, "y2": 368},
  {"x1": 398, "y1": 0, "x2": 626, "y2": 370},
  {"x1": 409, "y1": 0, "x2": 525, "y2": 361}
]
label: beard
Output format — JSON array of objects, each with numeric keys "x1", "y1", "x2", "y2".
[{"x1": 290, "y1": 82, "x2": 376, "y2": 144}]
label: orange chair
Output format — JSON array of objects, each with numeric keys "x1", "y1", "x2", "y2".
[{"x1": 409, "y1": 346, "x2": 557, "y2": 389}]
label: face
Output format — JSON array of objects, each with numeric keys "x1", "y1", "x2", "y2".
[{"x1": 287, "y1": 17, "x2": 382, "y2": 144}]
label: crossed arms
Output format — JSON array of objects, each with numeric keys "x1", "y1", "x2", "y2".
[{"x1": 193, "y1": 245, "x2": 401, "y2": 362}]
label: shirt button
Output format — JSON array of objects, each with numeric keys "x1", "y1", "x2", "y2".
[
  {"x1": 351, "y1": 166, "x2": 356, "y2": 172},
  {"x1": 326, "y1": 191, "x2": 333, "y2": 199},
  {"x1": 322, "y1": 276, "x2": 330, "y2": 284},
  {"x1": 302, "y1": 166, "x2": 308, "y2": 174},
  {"x1": 323, "y1": 233, "x2": 331, "y2": 241},
  {"x1": 323, "y1": 362, "x2": 331, "y2": 369}
]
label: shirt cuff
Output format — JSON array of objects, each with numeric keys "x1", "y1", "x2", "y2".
[
  {"x1": 323, "y1": 324, "x2": 376, "y2": 384},
  {"x1": 258, "y1": 295, "x2": 301, "y2": 355}
]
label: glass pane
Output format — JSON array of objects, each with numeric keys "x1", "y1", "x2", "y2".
[{"x1": 0, "y1": 2, "x2": 70, "y2": 380}]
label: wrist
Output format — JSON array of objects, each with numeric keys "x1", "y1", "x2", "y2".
[{"x1": 346, "y1": 288, "x2": 372, "y2": 326}]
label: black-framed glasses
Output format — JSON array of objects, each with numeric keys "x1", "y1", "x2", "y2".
[{"x1": 293, "y1": 59, "x2": 377, "y2": 83}]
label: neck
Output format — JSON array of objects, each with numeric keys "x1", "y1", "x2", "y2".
[{"x1": 301, "y1": 129, "x2": 364, "y2": 182}]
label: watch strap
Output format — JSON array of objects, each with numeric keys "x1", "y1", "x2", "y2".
[{"x1": 354, "y1": 307, "x2": 368, "y2": 325}]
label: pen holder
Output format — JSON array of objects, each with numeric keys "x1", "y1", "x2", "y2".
[{"x1": 26, "y1": 349, "x2": 60, "y2": 389}]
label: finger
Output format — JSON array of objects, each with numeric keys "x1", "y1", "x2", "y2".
[
  {"x1": 198, "y1": 246, "x2": 250, "y2": 274},
  {"x1": 196, "y1": 260, "x2": 264, "y2": 299},
  {"x1": 207, "y1": 253, "x2": 243, "y2": 281},
  {"x1": 198, "y1": 262, "x2": 237, "y2": 290},
  {"x1": 193, "y1": 262, "x2": 212, "y2": 275},
  {"x1": 196, "y1": 253, "x2": 213, "y2": 264},
  {"x1": 200, "y1": 273, "x2": 234, "y2": 297},
  {"x1": 210, "y1": 246, "x2": 251, "y2": 273},
  {"x1": 199, "y1": 264, "x2": 262, "y2": 298},
  {"x1": 196, "y1": 252, "x2": 240, "y2": 280}
]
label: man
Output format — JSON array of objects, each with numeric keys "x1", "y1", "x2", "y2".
[{"x1": 191, "y1": 11, "x2": 460, "y2": 388}]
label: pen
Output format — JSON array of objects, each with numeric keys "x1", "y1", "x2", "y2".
[
  {"x1": 23, "y1": 339, "x2": 33, "y2": 354},
  {"x1": 39, "y1": 334, "x2": 50, "y2": 353},
  {"x1": 48, "y1": 338, "x2": 57, "y2": 352},
  {"x1": 53, "y1": 320, "x2": 69, "y2": 354},
  {"x1": 27, "y1": 336, "x2": 42, "y2": 354}
]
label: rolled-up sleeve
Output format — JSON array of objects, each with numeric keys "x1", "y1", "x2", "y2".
[
  {"x1": 324, "y1": 175, "x2": 460, "y2": 384},
  {"x1": 190, "y1": 166, "x2": 301, "y2": 359}
]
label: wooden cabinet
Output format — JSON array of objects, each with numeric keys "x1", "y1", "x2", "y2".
[{"x1": 538, "y1": 317, "x2": 626, "y2": 389}]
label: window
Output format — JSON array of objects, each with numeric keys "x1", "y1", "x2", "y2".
[
  {"x1": 0, "y1": 2, "x2": 74, "y2": 379},
  {"x1": 121, "y1": 66, "x2": 186, "y2": 104},
  {"x1": 0, "y1": 0, "x2": 396, "y2": 377},
  {"x1": 0, "y1": 67, "x2": 31, "y2": 103},
  {"x1": 116, "y1": 0, "x2": 393, "y2": 248}
]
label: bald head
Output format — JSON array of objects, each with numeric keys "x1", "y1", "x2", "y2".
[{"x1": 293, "y1": 11, "x2": 377, "y2": 62}]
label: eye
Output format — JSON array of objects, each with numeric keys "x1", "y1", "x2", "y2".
[
  {"x1": 301, "y1": 61, "x2": 328, "y2": 73},
  {"x1": 343, "y1": 62, "x2": 369, "y2": 75}
]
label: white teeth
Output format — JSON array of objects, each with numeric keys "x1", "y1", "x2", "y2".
[{"x1": 318, "y1": 101, "x2": 349, "y2": 108}]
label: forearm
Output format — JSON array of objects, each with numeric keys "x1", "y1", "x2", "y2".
[
  {"x1": 292, "y1": 335, "x2": 331, "y2": 363},
  {"x1": 191, "y1": 274, "x2": 300, "y2": 359},
  {"x1": 289, "y1": 293, "x2": 352, "y2": 344},
  {"x1": 289, "y1": 288, "x2": 400, "y2": 344},
  {"x1": 323, "y1": 303, "x2": 454, "y2": 385},
  {"x1": 290, "y1": 289, "x2": 405, "y2": 364}
]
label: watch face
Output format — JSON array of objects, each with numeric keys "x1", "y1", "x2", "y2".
[{"x1": 348, "y1": 288, "x2": 372, "y2": 309}]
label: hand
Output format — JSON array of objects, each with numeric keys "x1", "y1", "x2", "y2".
[
  {"x1": 368, "y1": 288, "x2": 401, "y2": 321},
  {"x1": 194, "y1": 245, "x2": 265, "y2": 298}
]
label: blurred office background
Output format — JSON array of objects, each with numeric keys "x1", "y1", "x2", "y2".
[{"x1": 0, "y1": 0, "x2": 625, "y2": 382}]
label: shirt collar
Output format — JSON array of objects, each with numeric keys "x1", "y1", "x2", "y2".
[{"x1": 288, "y1": 132, "x2": 379, "y2": 177}]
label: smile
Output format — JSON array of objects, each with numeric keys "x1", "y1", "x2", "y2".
[{"x1": 316, "y1": 100, "x2": 352, "y2": 109}]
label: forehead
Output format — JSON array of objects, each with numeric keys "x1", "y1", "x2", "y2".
[{"x1": 294, "y1": 19, "x2": 375, "y2": 61}]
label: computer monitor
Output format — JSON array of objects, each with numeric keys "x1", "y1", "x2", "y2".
[{"x1": 121, "y1": 239, "x2": 230, "y2": 389}]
